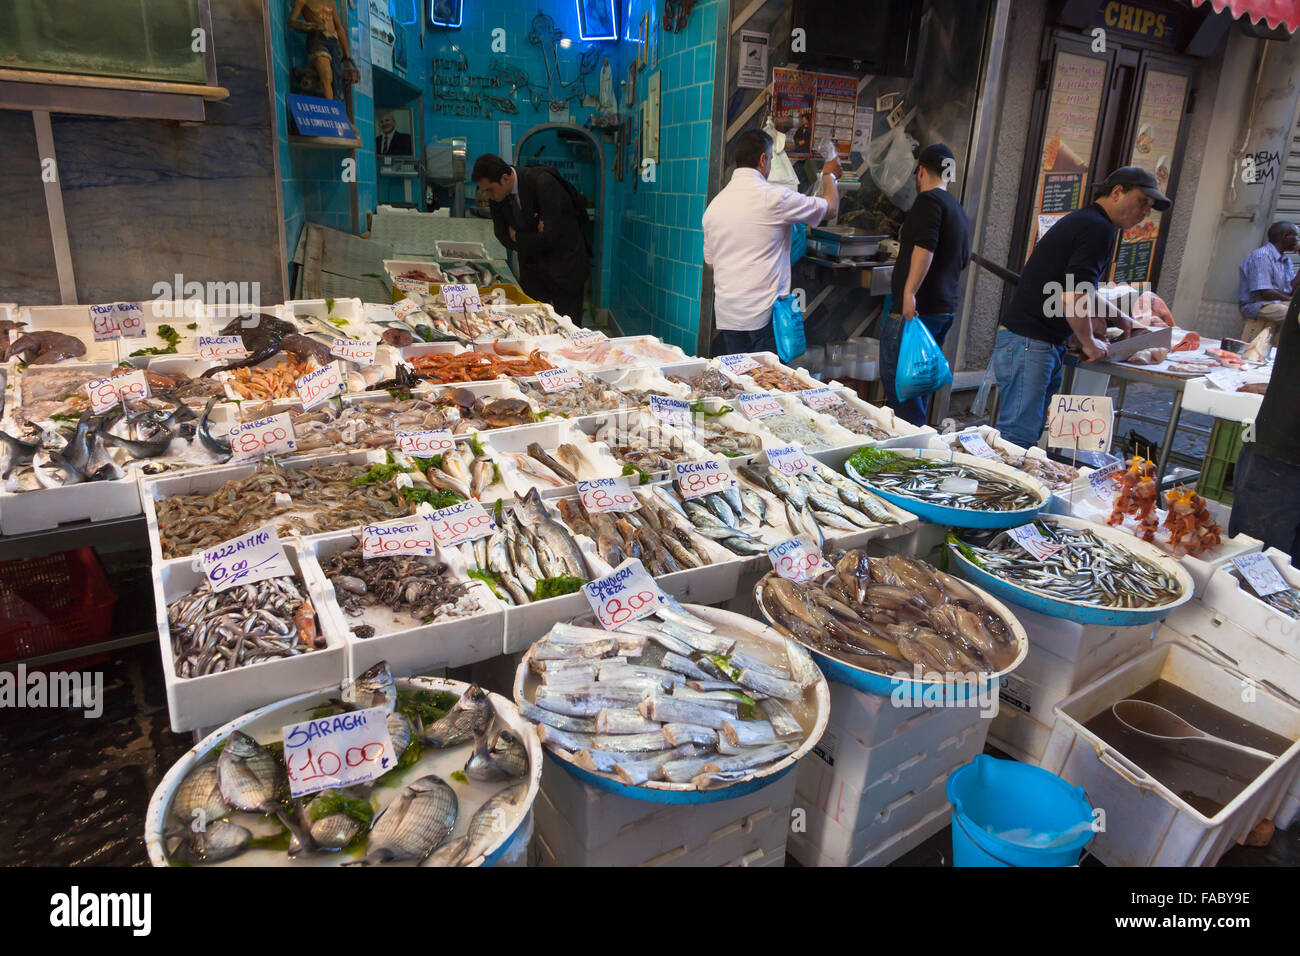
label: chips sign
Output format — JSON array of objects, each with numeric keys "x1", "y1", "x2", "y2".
[
  {"x1": 198, "y1": 335, "x2": 249, "y2": 362},
  {"x1": 1046, "y1": 394, "x2": 1113, "y2": 453},
  {"x1": 441, "y1": 283, "x2": 482, "y2": 312},
  {"x1": 537, "y1": 367, "x2": 582, "y2": 392},
  {"x1": 198, "y1": 524, "x2": 295, "y2": 593},
  {"x1": 768, "y1": 535, "x2": 835, "y2": 583},
  {"x1": 578, "y1": 477, "x2": 639, "y2": 514},
  {"x1": 228, "y1": 413, "x2": 297, "y2": 462},
  {"x1": 737, "y1": 392, "x2": 783, "y2": 419},
  {"x1": 283, "y1": 706, "x2": 396, "y2": 798},
  {"x1": 582, "y1": 558, "x2": 668, "y2": 630},
  {"x1": 673, "y1": 460, "x2": 736, "y2": 499},
  {"x1": 296, "y1": 362, "x2": 344, "y2": 410},
  {"x1": 85, "y1": 369, "x2": 150, "y2": 413},
  {"x1": 360, "y1": 516, "x2": 436, "y2": 559}
]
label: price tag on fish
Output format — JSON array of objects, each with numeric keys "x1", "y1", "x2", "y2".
[
  {"x1": 1006, "y1": 523, "x2": 1064, "y2": 560},
  {"x1": 330, "y1": 338, "x2": 377, "y2": 366},
  {"x1": 396, "y1": 428, "x2": 454, "y2": 457},
  {"x1": 228, "y1": 412, "x2": 297, "y2": 463},
  {"x1": 360, "y1": 515, "x2": 436, "y2": 559},
  {"x1": 1085, "y1": 460, "x2": 1124, "y2": 501},
  {"x1": 197, "y1": 335, "x2": 248, "y2": 362},
  {"x1": 766, "y1": 444, "x2": 814, "y2": 478},
  {"x1": 718, "y1": 353, "x2": 760, "y2": 375},
  {"x1": 957, "y1": 433, "x2": 1000, "y2": 460},
  {"x1": 583, "y1": 558, "x2": 669, "y2": 630},
  {"x1": 1046, "y1": 394, "x2": 1113, "y2": 453},
  {"x1": 84, "y1": 370, "x2": 150, "y2": 413},
  {"x1": 295, "y1": 361, "x2": 344, "y2": 410},
  {"x1": 113, "y1": 302, "x2": 147, "y2": 338},
  {"x1": 441, "y1": 283, "x2": 482, "y2": 312},
  {"x1": 283, "y1": 706, "x2": 396, "y2": 798},
  {"x1": 198, "y1": 524, "x2": 295, "y2": 593},
  {"x1": 737, "y1": 391, "x2": 783, "y2": 419},
  {"x1": 394, "y1": 276, "x2": 430, "y2": 294},
  {"x1": 427, "y1": 499, "x2": 496, "y2": 546},
  {"x1": 392, "y1": 299, "x2": 423, "y2": 321},
  {"x1": 649, "y1": 395, "x2": 691, "y2": 427},
  {"x1": 800, "y1": 387, "x2": 844, "y2": 411},
  {"x1": 566, "y1": 326, "x2": 607, "y2": 348},
  {"x1": 578, "y1": 477, "x2": 639, "y2": 514},
  {"x1": 674, "y1": 459, "x2": 737, "y2": 499},
  {"x1": 537, "y1": 367, "x2": 583, "y2": 392},
  {"x1": 1233, "y1": 553, "x2": 1289, "y2": 597},
  {"x1": 89, "y1": 303, "x2": 121, "y2": 342},
  {"x1": 768, "y1": 535, "x2": 835, "y2": 584}
]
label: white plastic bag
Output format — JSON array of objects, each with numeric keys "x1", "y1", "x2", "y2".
[
  {"x1": 763, "y1": 117, "x2": 799, "y2": 190},
  {"x1": 867, "y1": 107, "x2": 918, "y2": 207}
]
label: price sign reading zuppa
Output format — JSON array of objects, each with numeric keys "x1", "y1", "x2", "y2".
[
  {"x1": 649, "y1": 395, "x2": 691, "y2": 427},
  {"x1": 583, "y1": 558, "x2": 669, "y2": 630},
  {"x1": 957, "y1": 432, "x2": 1000, "y2": 460},
  {"x1": 85, "y1": 370, "x2": 150, "y2": 413},
  {"x1": 578, "y1": 477, "x2": 638, "y2": 514},
  {"x1": 360, "y1": 516, "x2": 436, "y2": 559},
  {"x1": 766, "y1": 444, "x2": 814, "y2": 477},
  {"x1": 113, "y1": 302, "x2": 147, "y2": 338},
  {"x1": 282, "y1": 706, "x2": 396, "y2": 798},
  {"x1": 330, "y1": 338, "x2": 377, "y2": 366},
  {"x1": 295, "y1": 362, "x2": 344, "y2": 410},
  {"x1": 674, "y1": 460, "x2": 736, "y2": 500},
  {"x1": 198, "y1": 524, "x2": 294, "y2": 593},
  {"x1": 1046, "y1": 394, "x2": 1113, "y2": 453},
  {"x1": 198, "y1": 335, "x2": 248, "y2": 362},
  {"x1": 737, "y1": 391, "x2": 783, "y2": 419},
  {"x1": 396, "y1": 428, "x2": 454, "y2": 457},
  {"x1": 228, "y1": 413, "x2": 297, "y2": 463},
  {"x1": 768, "y1": 535, "x2": 835, "y2": 583},
  {"x1": 1233, "y1": 553, "x2": 1289, "y2": 597},
  {"x1": 427, "y1": 499, "x2": 496, "y2": 547},
  {"x1": 717, "y1": 353, "x2": 760, "y2": 375},
  {"x1": 537, "y1": 367, "x2": 582, "y2": 392},
  {"x1": 441, "y1": 283, "x2": 482, "y2": 312},
  {"x1": 800, "y1": 387, "x2": 844, "y2": 411},
  {"x1": 89, "y1": 303, "x2": 121, "y2": 342}
]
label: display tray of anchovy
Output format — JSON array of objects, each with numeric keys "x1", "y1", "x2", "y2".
[
  {"x1": 1228, "y1": 566, "x2": 1300, "y2": 621},
  {"x1": 948, "y1": 515, "x2": 1191, "y2": 625},
  {"x1": 736, "y1": 459, "x2": 903, "y2": 552},
  {"x1": 147, "y1": 666, "x2": 541, "y2": 867},
  {"x1": 512, "y1": 603, "x2": 829, "y2": 797}
]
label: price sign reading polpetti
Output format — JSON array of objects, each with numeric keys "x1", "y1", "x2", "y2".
[
  {"x1": 768, "y1": 535, "x2": 835, "y2": 583},
  {"x1": 427, "y1": 499, "x2": 496, "y2": 547},
  {"x1": 228, "y1": 413, "x2": 297, "y2": 463},
  {"x1": 114, "y1": 302, "x2": 147, "y2": 338},
  {"x1": 957, "y1": 433, "x2": 1000, "y2": 460},
  {"x1": 283, "y1": 706, "x2": 396, "y2": 798},
  {"x1": 1233, "y1": 553, "x2": 1289, "y2": 597},
  {"x1": 198, "y1": 524, "x2": 295, "y2": 593},
  {"x1": 578, "y1": 477, "x2": 639, "y2": 514},
  {"x1": 673, "y1": 460, "x2": 736, "y2": 500},
  {"x1": 85, "y1": 370, "x2": 150, "y2": 413},
  {"x1": 360, "y1": 516, "x2": 436, "y2": 559},
  {"x1": 1007, "y1": 523, "x2": 1063, "y2": 561},
  {"x1": 718, "y1": 353, "x2": 759, "y2": 375},
  {"x1": 198, "y1": 335, "x2": 249, "y2": 362},
  {"x1": 537, "y1": 367, "x2": 582, "y2": 392},
  {"x1": 396, "y1": 429, "x2": 454, "y2": 457},
  {"x1": 649, "y1": 395, "x2": 691, "y2": 427},
  {"x1": 330, "y1": 338, "x2": 377, "y2": 366},
  {"x1": 800, "y1": 387, "x2": 844, "y2": 411},
  {"x1": 89, "y1": 303, "x2": 121, "y2": 342},
  {"x1": 737, "y1": 392, "x2": 783, "y2": 419},
  {"x1": 583, "y1": 558, "x2": 669, "y2": 630},
  {"x1": 441, "y1": 283, "x2": 482, "y2": 312},
  {"x1": 296, "y1": 362, "x2": 344, "y2": 410},
  {"x1": 766, "y1": 444, "x2": 814, "y2": 477}
]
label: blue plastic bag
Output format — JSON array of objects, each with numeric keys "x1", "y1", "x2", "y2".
[
  {"x1": 790, "y1": 222, "x2": 807, "y2": 265},
  {"x1": 772, "y1": 294, "x2": 805, "y2": 364},
  {"x1": 895, "y1": 317, "x2": 953, "y2": 402}
]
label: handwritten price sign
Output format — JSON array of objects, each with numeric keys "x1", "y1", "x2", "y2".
[
  {"x1": 392, "y1": 299, "x2": 423, "y2": 321},
  {"x1": 85, "y1": 370, "x2": 150, "y2": 413},
  {"x1": 427, "y1": 499, "x2": 496, "y2": 546},
  {"x1": 198, "y1": 335, "x2": 249, "y2": 362},
  {"x1": 800, "y1": 387, "x2": 844, "y2": 411},
  {"x1": 1046, "y1": 394, "x2": 1114, "y2": 453},
  {"x1": 649, "y1": 395, "x2": 691, "y2": 427},
  {"x1": 296, "y1": 362, "x2": 344, "y2": 410},
  {"x1": 89, "y1": 303, "x2": 121, "y2": 342},
  {"x1": 283, "y1": 706, "x2": 395, "y2": 798},
  {"x1": 537, "y1": 367, "x2": 583, "y2": 392},
  {"x1": 1085, "y1": 461, "x2": 1124, "y2": 501},
  {"x1": 441, "y1": 283, "x2": 482, "y2": 312},
  {"x1": 583, "y1": 558, "x2": 668, "y2": 630},
  {"x1": 718, "y1": 353, "x2": 760, "y2": 375},
  {"x1": 394, "y1": 276, "x2": 430, "y2": 294},
  {"x1": 737, "y1": 392, "x2": 784, "y2": 419},
  {"x1": 674, "y1": 460, "x2": 737, "y2": 500},
  {"x1": 330, "y1": 338, "x2": 377, "y2": 366},
  {"x1": 1233, "y1": 553, "x2": 1289, "y2": 597},
  {"x1": 957, "y1": 432, "x2": 1000, "y2": 460},
  {"x1": 396, "y1": 428, "x2": 454, "y2": 457},
  {"x1": 578, "y1": 477, "x2": 639, "y2": 514},
  {"x1": 114, "y1": 302, "x2": 147, "y2": 338},
  {"x1": 228, "y1": 413, "x2": 297, "y2": 463},
  {"x1": 768, "y1": 536, "x2": 835, "y2": 583},
  {"x1": 766, "y1": 445, "x2": 814, "y2": 477},
  {"x1": 361, "y1": 517, "x2": 435, "y2": 559},
  {"x1": 566, "y1": 327, "x2": 608, "y2": 348},
  {"x1": 1007, "y1": 524, "x2": 1063, "y2": 561},
  {"x1": 198, "y1": 524, "x2": 294, "y2": 593}
]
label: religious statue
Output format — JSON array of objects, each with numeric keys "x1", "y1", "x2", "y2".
[
  {"x1": 599, "y1": 56, "x2": 616, "y2": 114},
  {"x1": 289, "y1": 0, "x2": 359, "y2": 102}
]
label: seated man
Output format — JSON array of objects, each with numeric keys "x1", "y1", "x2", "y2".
[{"x1": 1238, "y1": 221, "x2": 1300, "y2": 343}]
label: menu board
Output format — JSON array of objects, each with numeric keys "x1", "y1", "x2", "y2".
[
  {"x1": 773, "y1": 68, "x2": 858, "y2": 159},
  {"x1": 1026, "y1": 53, "x2": 1106, "y2": 258},
  {"x1": 1111, "y1": 70, "x2": 1187, "y2": 284}
]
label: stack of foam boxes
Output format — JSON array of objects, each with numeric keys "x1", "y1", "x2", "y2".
[{"x1": 787, "y1": 679, "x2": 991, "y2": 867}]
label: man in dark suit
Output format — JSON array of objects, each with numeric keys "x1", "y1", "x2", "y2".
[
  {"x1": 472, "y1": 153, "x2": 590, "y2": 325},
  {"x1": 376, "y1": 112, "x2": 412, "y2": 156}
]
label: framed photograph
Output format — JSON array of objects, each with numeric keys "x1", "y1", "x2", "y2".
[
  {"x1": 639, "y1": 13, "x2": 648, "y2": 69},
  {"x1": 429, "y1": 0, "x2": 463, "y2": 28},
  {"x1": 625, "y1": 60, "x2": 636, "y2": 106},
  {"x1": 577, "y1": 0, "x2": 618, "y2": 41},
  {"x1": 375, "y1": 106, "x2": 417, "y2": 159}
]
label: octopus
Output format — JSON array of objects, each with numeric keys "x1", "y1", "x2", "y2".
[{"x1": 321, "y1": 545, "x2": 481, "y2": 624}]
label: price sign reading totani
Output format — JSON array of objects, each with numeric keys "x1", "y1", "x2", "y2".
[
  {"x1": 427, "y1": 499, "x2": 496, "y2": 547},
  {"x1": 283, "y1": 706, "x2": 396, "y2": 798},
  {"x1": 1007, "y1": 523, "x2": 1064, "y2": 561},
  {"x1": 717, "y1": 353, "x2": 760, "y2": 375},
  {"x1": 583, "y1": 558, "x2": 669, "y2": 630},
  {"x1": 957, "y1": 432, "x2": 1000, "y2": 460},
  {"x1": 1233, "y1": 553, "x2": 1289, "y2": 597},
  {"x1": 198, "y1": 335, "x2": 249, "y2": 362},
  {"x1": 649, "y1": 395, "x2": 692, "y2": 427},
  {"x1": 737, "y1": 392, "x2": 783, "y2": 419},
  {"x1": 85, "y1": 370, "x2": 150, "y2": 413},
  {"x1": 360, "y1": 516, "x2": 436, "y2": 559},
  {"x1": 228, "y1": 413, "x2": 297, "y2": 463},
  {"x1": 673, "y1": 460, "x2": 736, "y2": 499},
  {"x1": 114, "y1": 302, "x2": 147, "y2": 338},
  {"x1": 396, "y1": 429, "x2": 454, "y2": 457},
  {"x1": 800, "y1": 387, "x2": 844, "y2": 411},
  {"x1": 766, "y1": 444, "x2": 814, "y2": 477},
  {"x1": 441, "y1": 283, "x2": 482, "y2": 312},
  {"x1": 578, "y1": 477, "x2": 639, "y2": 514},
  {"x1": 296, "y1": 362, "x2": 344, "y2": 410},
  {"x1": 1046, "y1": 394, "x2": 1114, "y2": 453},
  {"x1": 330, "y1": 338, "x2": 377, "y2": 366},
  {"x1": 199, "y1": 524, "x2": 295, "y2": 593},
  {"x1": 768, "y1": 535, "x2": 835, "y2": 583},
  {"x1": 89, "y1": 303, "x2": 121, "y2": 342},
  {"x1": 536, "y1": 367, "x2": 583, "y2": 392}
]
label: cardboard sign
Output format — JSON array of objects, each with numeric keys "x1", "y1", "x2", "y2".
[
  {"x1": 283, "y1": 706, "x2": 397, "y2": 798},
  {"x1": 674, "y1": 460, "x2": 737, "y2": 499},
  {"x1": 957, "y1": 432, "x2": 1000, "y2": 460},
  {"x1": 228, "y1": 412, "x2": 297, "y2": 462},
  {"x1": 737, "y1": 392, "x2": 783, "y2": 419},
  {"x1": 649, "y1": 395, "x2": 691, "y2": 427},
  {"x1": 718, "y1": 353, "x2": 760, "y2": 376},
  {"x1": 426, "y1": 499, "x2": 496, "y2": 546},
  {"x1": 768, "y1": 535, "x2": 835, "y2": 583},
  {"x1": 85, "y1": 370, "x2": 150, "y2": 413},
  {"x1": 199, "y1": 524, "x2": 294, "y2": 593},
  {"x1": 198, "y1": 335, "x2": 249, "y2": 362},
  {"x1": 295, "y1": 362, "x2": 344, "y2": 410},
  {"x1": 1007, "y1": 523, "x2": 1063, "y2": 560},
  {"x1": 89, "y1": 303, "x2": 121, "y2": 342},
  {"x1": 577, "y1": 477, "x2": 639, "y2": 514},
  {"x1": 1233, "y1": 553, "x2": 1289, "y2": 597},
  {"x1": 766, "y1": 444, "x2": 814, "y2": 477},
  {"x1": 441, "y1": 283, "x2": 482, "y2": 312},
  {"x1": 582, "y1": 558, "x2": 668, "y2": 629},
  {"x1": 537, "y1": 367, "x2": 583, "y2": 392},
  {"x1": 330, "y1": 338, "x2": 377, "y2": 366},
  {"x1": 396, "y1": 429, "x2": 454, "y2": 457},
  {"x1": 360, "y1": 516, "x2": 436, "y2": 559},
  {"x1": 1046, "y1": 394, "x2": 1113, "y2": 453},
  {"x1": 114, "y1": 302, "x2": 147, "y2": 338},
  {"x1": 800, "y1": 387, "x2": 844, "y2": 411}
]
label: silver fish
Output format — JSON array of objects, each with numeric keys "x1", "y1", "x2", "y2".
[
  {"x1": 464, "y1": 729, "x2": 528, "y2": 781},
  {"x1": 638, "y1": 696, "x2": 737, "y2": 728},
  {"x1": 661, "y1": 723, "x2": 720, "y2": 747},
  {"x1": 172, "y1": 762, "x2": 230, "y2": 827},
  {"x1": 418, "y1": 685, "x2": 493, "y2": 748},
  {"x1": 216, "y1": 731, "x2": 282, "y2": 813},
  {"x1": 341, "y1": 661, "x2": 396, "y2": 712},
  {"x1": 697, "y1": 740, "x2": 798, "y2": 775},
  {"x1": 306, "y1": 791, "x2": 366, "y2": 850},
  {"x1": 420, "y1": 834, "x2": 470, "y2": 867},
  {"x1": 355, "y1": 774, "x2": 458, "y2": 865},
  {"x1": 518, "y1": 700, "x2": 597, "y2": 734},
  {"x1": 168, "y1": 820, "x2": 251, "y2": 864},
  {"x1": 459, "y1": 783, "x2": 526, "y2": 866},
  {"x1": 759, "y1": 699, "x2": 803, "y2": 738}
]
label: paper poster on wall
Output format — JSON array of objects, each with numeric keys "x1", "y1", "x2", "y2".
[
  {"x1": 368, "y1": 0, "x2": 394, "y2": 72},
  {"x1": 851, "y1": 106, "x2": 873, "y2": 155},
  {"x1": 773, "y1": 68, "x2": 857, "y2": 159},
  {"x1": 643, "y1": 70, "x2": 660, "y2": 162},
  {"x1": 738, "y1": 30, "x2": 769, "y2": 89}
]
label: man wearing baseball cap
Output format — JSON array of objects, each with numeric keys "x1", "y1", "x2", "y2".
[{"x1": 992, "y1": 166, "x2": 1170, "y2": 448}]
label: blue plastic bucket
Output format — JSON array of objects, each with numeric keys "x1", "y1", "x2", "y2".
[{"x1": 947, "y1": 755, "x2": 1094, "y2": 867}]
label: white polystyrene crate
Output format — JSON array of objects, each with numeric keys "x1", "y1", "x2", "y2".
[
  {"x1": 595, "y1": 364, "x2": 693, "y2": 399},
  {"x1": 732, "y1": 350, "x2": 830, "y2": 392},
  {"x1": 1042, "y1": 639, "x2": 1300, "y2": 867},
  {"x1": 154, "y1": 540, "x2": 347, "y2": 733},
  {"x1": 383, "y1": 259, "x2": 447, "y2": 285},
  {"x1": 987, "y1": 697, "x2": 1058, "y2": 765},
  {"x1": 480, "y1": 419, "x2": 620, "y2": 499},
  {"x1": 548, "y1": 335, "x2": 691, "y2": 375},
  {"x1": 1196, "y1": 547, "x2": 1300, "y2": 659},
  {"x1": 788, "y1": 797, "x2": 952, "y2": 867},
  {"x1": 1181, "y1": 376, "x2": 1264, "y2": 425},
  {"x1": 0, "y1": 471, "x2": 143, "y2": 535},
  {"x1": 17, "y1": 300, "x2": 207, "y2": 363},
  {"x1": 827, "y1": 387, "x2": 935, "y2": 448},
  {"x1": 277, "y1": 297, "x2": 363, "y2": 336}
]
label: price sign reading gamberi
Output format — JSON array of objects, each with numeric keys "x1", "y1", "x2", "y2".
[
  {"x1": 674, "y1": 459, "x2": 736, "y2": 500},
  {"x1": 89, "y1": 303, "x2": 121, "y2": 342},
  {"x1": 766, "y1": 444, "x2": 814, "y2": 478},
  {"x1": 394, "y1": 276, "x2": 430, "y2": 294},
  {"x1": 330, "y1": 338, "x2": 377, "y2": 366},
  {"x1": 228, "y1": 412, "x2": 297, "y2": 463},
  {"x1": 441, "y1": 283, "x2": 482, "y2": 312},
  {"x1": 737, "y1": 391, "x2": 783, "y2": 419},
  {"x1": 85, "y1": 369, "x2": 150, "y2": 413},
  {"x1": 578, "y1": 477, "x2": 639, "y2": 514},
  {"x1": 1046, "y1": 394, "x2": 1114, "y2": 453},
  {"x1": 1233, "y1": 553, "x2": 1289, "y2": 597},
  {"x1": 957, "y1": 432, "x2": 1000, "y2": 460},
  {"x1": 283, "y1": 706, "x2": 396, "y2": 798},
  {"x1": 768, "y1": 535, "x2": 835, "y2": 583},
  {"x1": 566, "y1": 326, "x2": 608, "y2": 348},
  {"x1": 536, "y1": 367, "x2": 583, "y2": 392},
  {"x1": 113, "y1": 302, "x2": 147, "y2": 338},
  {"x1": 800, "y1": 387, "x2": 844, "y2": 411},
  {"x1": 1007, "y1": 523, "x2": 1064, "y2": 560},
  {"x1": 583, "y1": 558, "x2": 669, "y2": 630},
  {"x1": 296, "y1": 362, "x2": 344, "y2": 410},
  {"x1": 360, "y1": 516, "x2": 436, "y2": 559},
  {"x1": 198, "y1": 335, "x2": 249, "y2": 362},
  {"x1": 396, "y1": 428, "x2": 454, "y2": 457},
  {"x1": 199, "y1": 524, "x2": 295, "y2": 593},
  {"x1": 427, "y1": 499, "x2": 496, "y2": 547},
  {"x1": 649, "y1": 395, "x2": 691, "y2": 427},
  {"x1": 392, "y1": 299, "x2": 423, "y2": 321},
  {"x1": 718, "y1": 353, "x2": 760, "y2": 375}
]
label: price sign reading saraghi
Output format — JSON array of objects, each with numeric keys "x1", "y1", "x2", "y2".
[
  {"x1": 768, "y1": 535, "x2": 835, "y2": 583},
  {"x1": 673, "y1": 460, "x2": 736, "y2": 499},
  {"x1": 582, "y1": 558, "x2": 669, "y2": 630},
  {"x1": 578, "y1": 477, "x2": 639, "y2": 514},
  {"x1": 198, "y1": 524, "x2": 295, "y2": 593},
  {"x1": 737, "y1": 392, "x2": 783, "y2": 419},
  {"x1": 283, "y1": 706, "x2": 396, "y2": 798},
  {"x1": 427, "y1": 499, "x2": 496, "y2": 547},
  {"x1": 228, "y1": 413, "x2": 297, "y2": 463}
]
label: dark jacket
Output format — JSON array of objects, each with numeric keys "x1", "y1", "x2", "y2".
[{"x1": 489, "y1": 165, "x2": 589, "y2": 288}]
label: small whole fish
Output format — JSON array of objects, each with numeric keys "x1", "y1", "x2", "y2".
[
  {"x1": 458, "y1": 783, "x2": 525, "y2": 866},
  {"x1": 217, "y1": 731, "x2": 282, "y2": 813},
  {"x1": 168, "y1": 820, "x2": 251, "y2": 864},
  {"x1": 420, "y1": 834, "x2": 470, "y2": 867},
  {"x1": 172, "y1": 762, "x2": 231, "y2": 827},
  {"x1": 354, "y1": 775, "x2": 458, "y2": 864},
  {"x1": 418, "y1": 685, "x2": 493, "y2": 748},
  {"x1": 464, "y1": 729, "x2": 529, "y2": 782}
]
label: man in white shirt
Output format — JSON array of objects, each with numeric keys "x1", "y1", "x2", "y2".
[{"x1": 703, "y1": 128, "x2": 841, "y2": 353}]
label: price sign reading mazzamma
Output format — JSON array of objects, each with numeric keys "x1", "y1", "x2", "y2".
[
  {"x1": 649, "y1": 395, "x2": 691, "y2": 427},
  {"x1": 718, "y1": 353, "x2": 759, "y2": 375},
  {"x1": 537, "y1": 367, "x2": 583, "y2": 392},
  {"x1": 578, "y1": 477, "x2": 638, "y2": 514},
  {"x1": 361, "y1": 516, "x2": 435, "y2": 559},
  {"x1": 427, "y1": 499, "x2": 496, "y2": 547},
  {"x1": 583, "y1": 558, "x2": 669, "y2": 630},
  {"x1": 89, "y1": 303, "x2": 121, "y2": 342},
  {"x1": 766, "y1": 444, "x2": 814, "y2": 477},
  {"x1": 85, "y1": 370, "x2": 150, "y2": 413},
  {"x1": 296, "y1": 362, "x2": 344, "y2": 410},
  {"x1": 674, "y1": 460, "x2": 736, "y2": 499},
  {"x1": 198, "y1": 335, "x2": 248, "y2": 362},
  {"x1": 283, "y1": 706, "x2": 396, "y2": 798},
  {"x1": 114, "y1": 302, "x2": 147, "y2": 338},
  {"x1": 1046, "y1": 394, "x2": 1113, "y2": 453},
  {"x1": 330, "y1": 338, "x2": 377, "y2": 366},
  {"x1": 396, "y1": 429, "x2": 454, "y2": 457},
  {"x1": 441, "y1": 283, "x2": 482, "y2": 312},
  {"x1": 1233, "y1": 553, "x2": 1289, "y2": 598},
  {"x1": 800, "y1": 387, "x2": 843, "y2": 411},
  {"x1": 768, "y1": 535, "x2": 835, "y2": 583},
  {"x1": 737, "y1": 392, "x2": 783, "y2": 419},
  {"x1": 198, "y1": 524, "x2": 294, "y2": 593},
  {"x1": 228, "y1": 413, "x2": 297, "y2": 462}
]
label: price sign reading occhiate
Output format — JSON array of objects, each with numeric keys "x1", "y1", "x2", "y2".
[
  {"x1": 768, "y1": 535, "x2": 835, "y2": 583},
  {"x1": 1007, "y1": 523, "x2": 1063, "y2": 560},
  {"x1": 295, "y1": 362, "x2": 344, "y2": 410},
  {"x1": 537, "y1": 367, "x2": 582, "y2": 392},
  {"x1": 441, "y1": 283, "x2": 482, "y2": 312},
  {"x1": 228, "y1": 413, "x2": 297, "y2": 462},
  {"x1": 578, "y1": 477, "x2": 639, "y2": 514},
  {"x1": 737, "y1": 392, "x2": 783, "y2": 419},
  {"x1": 114, "y1": 302, "x2": 147, "y2": 338},
  {"x1": 198, "y1": 335, "x2": 249, "y2": 362},
  {"x1": 394, "y1": 276, "x2": 430, "y2": 294},
  {"x1": 89, "y1": 303, "x2": 121, "y2": 342},
  {"x1": 283, "y1": 706, "x2": 396, "y2": 798},
  {"x1": 199, "y1": 524, "x2": 294, "y2": 593},
  {"x1": 396, "y1": 428, "x2": 454, "y2": 457},
  {"x1": 766, "y1": 444, "x2": 814, "y2": 477},
  {"x1": 85, "y1": 370, "x2": 150, "y2": 413},
  {"x1": 957, "y1": 432, "x2": 1000, "y2": 460},
  {"x1": 360, "y1": 516, "x2": 436, "y2": 559},
  {"x1": 427, "y1": 499, "x2": 496, "y2": 547},
  {"x1": 583, "y1": 558, "x2": 669, "y2": 630},
  {"x1": 1046, "y1": 394, "x2": 1114, "y2": 453},
  {"x1": 330, "y1": 338, "x2": 377, "y2": 366},
  {"x1": 1233, "y1": 553, "x2": 1289, "y2": 597},
  {"x1": 649, "y1": 395, "x2": 691, "y2": 427},
  {"x1": 800, "y1": 387, "x2": 844, "y2": 411},
  {"x1": 718, "y1": 353, "x2": 760, "y2": 376},
  {"x1": 674, "y1": 460, "x2": 736, "y2": 499}
]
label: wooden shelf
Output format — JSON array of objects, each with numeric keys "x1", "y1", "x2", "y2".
[{"x1": 0, "y1": 68, "x2": 228, "y2": 121}]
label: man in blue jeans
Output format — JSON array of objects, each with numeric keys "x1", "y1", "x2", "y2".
[
  {"x1": 881, "y1": 144, "x2": 971, "y2": 425},
  {"x1": 993, "y1": 167, "x2": 1169, "y2": 448}
]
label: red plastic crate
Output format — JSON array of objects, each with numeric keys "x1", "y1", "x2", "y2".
[{"x1": 0, "y1": 548, "x2": 117, "y2": 662}]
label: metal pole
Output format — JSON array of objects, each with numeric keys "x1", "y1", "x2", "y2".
[{"x1": 32, "y1": 110, "x2": 77, "y2": 303}]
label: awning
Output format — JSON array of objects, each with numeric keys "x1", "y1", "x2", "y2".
[{"x1": 1189, "y1": 0, "x2": 1300, "y2": 32}]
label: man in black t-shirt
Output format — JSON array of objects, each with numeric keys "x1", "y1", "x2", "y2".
[
  {"x1": 881, "y1": 144, "x2": 972, "y2": 425},
  {"x1": 992, "y1": 167, "x2": 1169, "y2": 448}
]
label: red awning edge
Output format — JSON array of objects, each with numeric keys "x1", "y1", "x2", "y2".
[{"x1": 1189, "y1": 0, "x2": 1300, "y2": 33}]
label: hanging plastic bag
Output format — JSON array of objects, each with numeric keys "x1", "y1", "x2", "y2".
[
  {"x1": 867, "y1": 107, "x2": 918, "y2": 208},
  {"x1": 895, "y1": 317, "x2": 953, "y2": 402},
  {"x1": 772, "y1": 293, "x2": 805, "y2": 364},
  {"x1": 764, "y1": 117, "x2": 800, "y2": 190}
]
